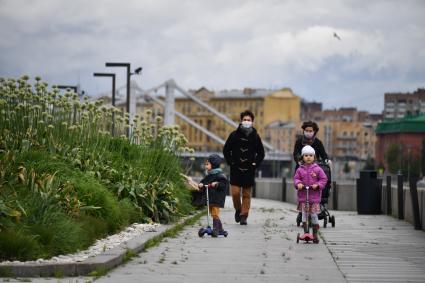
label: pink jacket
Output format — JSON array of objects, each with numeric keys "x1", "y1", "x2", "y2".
[{"x1": 294, "y1": 163, "x2": 328, "y2": 203}]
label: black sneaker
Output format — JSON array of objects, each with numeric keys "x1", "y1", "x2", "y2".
[
  {"x1": 240, "y1": 215, "x2": 247, "y2": 225},
  {"x1": 234, "y1": 209, "x2": 241, "y2": 223}
]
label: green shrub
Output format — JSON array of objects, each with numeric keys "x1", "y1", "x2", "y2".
[
  {"x1": 71, "y1": 175, "x2": 123, "y2": 232},
  {"x1": 0, "y1": 230, "x2": 42, "y2": 261},
  {"x1": 0, "y1": 77, "x2": 194, "y2": 261}
]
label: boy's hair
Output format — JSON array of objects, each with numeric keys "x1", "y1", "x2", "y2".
[
  {"x1": 240, "y1": 110, "x2": 255, "y2": 121},
  {"x1": 207, "y1": 154, "x2": 222, "y2": 169}
]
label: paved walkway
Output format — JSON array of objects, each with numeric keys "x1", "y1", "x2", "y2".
[{"x1": 3, "y1": 197, "x2": 425, "y2": 283}]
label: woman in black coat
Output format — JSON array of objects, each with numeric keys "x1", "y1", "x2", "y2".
[
  {"x1": 223, "y1": 110, "x2": 265, "y2": 225},
  {"x1": 293, "y1": 121, "x2": 329, "y2": 168}
]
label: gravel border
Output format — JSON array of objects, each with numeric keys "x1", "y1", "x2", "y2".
[{"x1": 0, "y1": 212, "x2": 202, "y2": 277}]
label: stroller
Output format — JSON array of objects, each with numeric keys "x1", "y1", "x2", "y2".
[{"x1": 296, "y1": 160, "x2": 335, "y2": 228}]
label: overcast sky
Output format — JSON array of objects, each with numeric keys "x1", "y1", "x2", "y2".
[{"x1": 1, "y1": 0, "x2": 424, "y2": 113}]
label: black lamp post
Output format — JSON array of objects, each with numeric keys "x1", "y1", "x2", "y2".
[
  {"x1": 93, "y1": 73, "x2": 116, "y2": 106},
  {"x1": 105, "y1": 62, "x2": 142, "y2": 114},
  {"x1": 93, "y1": 72, "x2": 117, "y2": 136},
  {"x1": 104, "y1": 63, "x2": 142, "y2": 137},
  {"x1": 57, "y1": 85, "x2": 78, "y2": 93},
  {"x1": 57, "y1": 85, "x2": 86, "y2": 97},
  {"x1": 105, "y1": 62, "x2": 131, "y2": 114}
]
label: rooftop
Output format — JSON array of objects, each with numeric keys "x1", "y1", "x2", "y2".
[{"x1": 375, "y1": 115, "x2": 425, "y2": 134}]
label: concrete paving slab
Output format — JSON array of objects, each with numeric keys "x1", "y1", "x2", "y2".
[{"x1": 3, "y1": 197, "x2": 425, "y2": 283}]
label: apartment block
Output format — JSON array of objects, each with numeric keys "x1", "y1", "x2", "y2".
[{"x1": 384, "y1": 88, "x2": 425, "y2": 120}]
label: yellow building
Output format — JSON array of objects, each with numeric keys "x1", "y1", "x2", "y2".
[
  {"x1": 263, "y1": 88, "x2": 301, "y2": 125},
  {"x1": 175, "y1": 87, "x2": 301, "y2": 151},
  {"x1": 98, "y1": 84, "x2": 378, "y2": 161}
]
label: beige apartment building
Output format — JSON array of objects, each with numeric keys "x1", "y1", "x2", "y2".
[
  {"x1": 97, "y1": 83, "x2": 380, "y2": 161},
  {"x1": 175, "y1": 87, "x2": 301, "y2": 151},
  {"x1": 265, "y1": 108, "x2": 380, "y2": 160}
]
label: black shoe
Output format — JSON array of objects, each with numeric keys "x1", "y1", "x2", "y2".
[
  {"x1": 240, "y1": 215, "x2": 247, "y2": 225},
  {"x1": 235, "y1": 209, "x2": 241, "y2": 223}
]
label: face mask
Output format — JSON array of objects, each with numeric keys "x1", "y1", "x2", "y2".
[
  {"x1": 304, "y1": 131, "x2": 314, "y2": 139},
  {"x1": 241, "y1": 121, "x2": 253, "y2": 129}
]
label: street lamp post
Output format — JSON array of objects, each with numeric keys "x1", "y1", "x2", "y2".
[
  {"x1": 105, "y1": 63, "x2": 142, "y2": 137},
  {"x1": 57, "y1": 85, "x2": 85, "y2": 97},
  {"x1": 105, "y1": 63, "x2": 131, "y2": 113},
  {"x1": 57, "y1": 85, "x2": 78, "y2": 93},
  {"x1": 93, "y1": 73, "x2": 116, "y2": 106},
  {"x1": 94, "y1": 73, "x2": 116, "y2": 136}
]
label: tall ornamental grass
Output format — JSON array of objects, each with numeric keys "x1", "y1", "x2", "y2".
[{"x1": 0, "y1": 76, "x2": 194, "y2": 261}]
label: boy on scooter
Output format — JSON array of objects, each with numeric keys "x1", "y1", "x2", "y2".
[{"x1": 198, "y1": 154, "x2": 228, "y2": 237}]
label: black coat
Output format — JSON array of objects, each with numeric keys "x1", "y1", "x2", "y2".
[
  {"x1": 223, "y1": 126, "x2": 265, "y2": 187},
  {"x1": 293, "y1": 137, "x2": 328, "y2": 164},
  {"x1": 199, "y1": 172, "x2": 228, "y2": 208}
]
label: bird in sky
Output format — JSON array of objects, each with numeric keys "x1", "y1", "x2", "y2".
[{"x1": 333, "y1": 32, "x2": 341, "y2": 40}]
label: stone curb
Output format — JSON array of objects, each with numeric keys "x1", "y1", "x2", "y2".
[{"x1": 0, "y1": 211, "x2": 203, "y2": 278}]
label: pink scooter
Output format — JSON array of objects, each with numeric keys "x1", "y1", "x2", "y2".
[{"x1": 296, "y1": 185, "x2": 318, "y2": 244}]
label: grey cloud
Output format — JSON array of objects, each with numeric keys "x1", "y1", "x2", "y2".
[{"x1": 1, "y1": 0, "x2": 424, "y2": 113}]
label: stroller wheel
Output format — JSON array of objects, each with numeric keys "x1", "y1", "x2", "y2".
[
  {"x1": 296, "y1": 212, "x2": 302, "y2": 226},
  {"x1": 296, "y1": 233, "x2": 300, "y2": 244},
  {"x1": 331, "y1": 215, "x2": 335, "y2": 227},
  {"x1": 323, "y1": 217, "x2": 327, "y2": 228},
  {"x1": 198, "y1": 228, "x2": 205, "y2": 237}
]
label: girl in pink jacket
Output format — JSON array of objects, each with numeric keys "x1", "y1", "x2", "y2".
[{"x1": 294, "y1": 145, "x2": 328, "y2": 243}]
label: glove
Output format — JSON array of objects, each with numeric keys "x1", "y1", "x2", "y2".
[{"x1": 208, "y1": 182, "x2": 218, "y2": 189}]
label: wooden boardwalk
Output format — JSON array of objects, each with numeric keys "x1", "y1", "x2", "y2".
[{"x1": 322, "y1": 211, "x2": 425, "y2": 283}]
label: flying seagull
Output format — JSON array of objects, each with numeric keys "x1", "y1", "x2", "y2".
[{"x1": 333, "y1": 32, "x2": 341, "y2": 40}]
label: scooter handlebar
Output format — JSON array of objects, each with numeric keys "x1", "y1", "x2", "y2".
[
  {"x1": 201, "y1": 183, "x2": 217, "y2": 190},
  {"x1": 297, "y1": 185, "x2": 310, "y2": 190}
]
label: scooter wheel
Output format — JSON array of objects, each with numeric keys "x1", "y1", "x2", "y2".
[
  {"x1": 323, "y1": 217, "x2": 327, "y2": 228},
  {"x1": 224, "y1": 232, "x2": 228, "y2": 237},
  {"x1": 198, "y1": 228, "x2": 204, "y2": 238},
  {"x1": 296, "y1": 233, "x2": 300, "y2": 244},
  {"x1": 331, "y1": 215, "x2": 335, "y2": 227}
]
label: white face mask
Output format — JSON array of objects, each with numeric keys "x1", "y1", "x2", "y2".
[
  {"x1": 304, "y1": 131, "x2": 314, "y2": 139},
  {"x1": 241, "y1": 121, "x2": 253, "y2": 128}
]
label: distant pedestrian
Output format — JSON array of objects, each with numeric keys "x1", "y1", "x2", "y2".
[
  {"x1": 198, "y1": 154, "x2": 228, "y2": 236},
  {"x1": 294, "y1": 145, "x2": 328, "y2": 243},
  {"x1": 223, "y1": 110, "x2": 265, "y2": 225}
]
